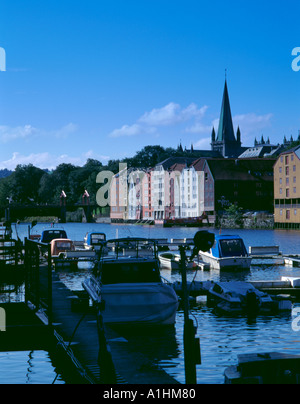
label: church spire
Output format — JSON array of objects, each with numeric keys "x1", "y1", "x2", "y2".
[{"x1": 216, "y1": 79, "x2": 236, "y2": 143}]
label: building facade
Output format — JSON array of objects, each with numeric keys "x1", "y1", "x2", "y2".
[
  {"x1": 274, "y1": 146, "x2": 300, "y2": 228},
  {"x1": 204, "y1": 158, "x2": 275, "y2": 214}
]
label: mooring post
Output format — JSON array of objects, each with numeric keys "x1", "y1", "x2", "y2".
[
  {"x1": 179, "y1": 245, "x2": 199, "y2": 384},
  {"x1": 96, "y1": 303, "x2": 117, "y2": 384}
]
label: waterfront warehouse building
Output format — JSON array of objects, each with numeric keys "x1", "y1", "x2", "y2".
[{"x1": 274, "y1": 146, "x2": 300, "y2": 229}]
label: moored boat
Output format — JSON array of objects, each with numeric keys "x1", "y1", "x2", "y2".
[
  {"x1": 199, "y1": 234, "x2": 252, "y2": 270},
  {"x1": 225, "y1": 352, "x2": 300, "y2": 384},
  {"x1": 83, "y1": 232, "x2": 106, "y2": 250},
  {"x1": 40, "y1": 228, "x2": 68, "y2": 244},
  {"x1": 207, "y1": 281, "x2": 291, "y2": 315},
  {"x1": 50, "y1": 238, "x2": 75, "y2": 257},
  {"x1": 158, "y1": 252, "x2": 195, "y2": 270},
  {"x1": 83, "y1": 237, "x2": 179, "y2": 325}
]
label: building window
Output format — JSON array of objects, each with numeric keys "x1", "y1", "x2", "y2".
[
  {"x1": 294, "y1": 165, "x2": 296, "y2": 172},
  {"x1": 280, "y1": 188, "x2": 282, "y2": 194},
  {"x1": 285, "y1": 156, "x2": 289, "y2": 164},
  {"x1": 292, "y1": 155, "x2": 294, "y2": 161},
  {"x1": 286, "y1": 177, "x2": 289, "y2": 185},
  {"x1": 280, "y1": 209, "x2": 283, "y2": 216},
  {"x1": 286, "y1": 210, "x2": 290, "y2": 220},
  {"x1": 295, "y1": 209, "x2": 297, "y2": 216},
  {"x1": 279, "y1": 167, "x2": 282, "y2": 173},
  {"x1": 286, "y1": 167, "x2": 289, "y2": 175},
  {"x1": 281, "y1": 156, "x2": 283, "y2": 163},
  {"x1": 279, "y1": 178, "x2": 282, "y2": 184},
  {"x1": 294, "y1": 187, "x2": 297, "y2": 194},
  {"x1": 286, "y1": 189, "x2": 290, "y2": 197},
  {"x1": 294, "y1": 177, "x2": 296, "y2": 183}
]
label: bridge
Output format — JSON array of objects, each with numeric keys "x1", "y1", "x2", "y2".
[
  {"x1": 0, "y1": 203, "x2": 99, "y2": 223},
  {"x1": 0, "y1": 190, "x2": 106, "y2": 223}
]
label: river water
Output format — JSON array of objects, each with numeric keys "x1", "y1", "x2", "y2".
[{"x1": 4, "y1": 222, "x2": 300, "y2": 384}]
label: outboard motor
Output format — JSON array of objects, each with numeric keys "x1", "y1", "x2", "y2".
[
  {"x1": 190, "y1": 230, "x2": 215, "y2": 261},
  {"x1": 245, "y1": 290, "x2": 260, "y2": 314}
]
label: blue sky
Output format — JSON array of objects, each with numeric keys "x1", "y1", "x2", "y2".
[{"x1": 0, "y1": 0, "x2": 300, "y2": 169}]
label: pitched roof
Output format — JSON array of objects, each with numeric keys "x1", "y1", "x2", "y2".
[
  {"x1": 206, "y1": 158, "x2": 275, "y2": 182},
  {"x1": 190, "y1": 158, "x2": 207, "y2": 171},
  {"x1": 155, "y1": 153, "x2": 221, "y2": 170},
  {"x1": 155, "y1": 157, "x2": 196, "y2": 170},
  {"x1": 278, "y1": 144, "x2": 300, "y2": 156}
]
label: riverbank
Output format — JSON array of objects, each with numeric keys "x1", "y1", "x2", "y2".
[
  {"x1": 219, "y1": 214, "x2": 274, "y2": 230},
  {"x1": 7, "y1": 212, "x2": 275, "y2": 230}
]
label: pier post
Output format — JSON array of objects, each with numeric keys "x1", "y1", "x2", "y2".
[{"x1": 96, "y1": 304, "x2": 117, "y2": 383}]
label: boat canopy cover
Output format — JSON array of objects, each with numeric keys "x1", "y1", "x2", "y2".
[
  {"x1": 96, "y1": 238, "x2": 161, "y2": 284},
  {"x1": 210, "y1": 235, "x2": 248, "y2": 258},
  {"x1": 101, "y1": 259, "x2": 161, "y2": 285}
]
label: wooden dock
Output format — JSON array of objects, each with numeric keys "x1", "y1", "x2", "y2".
[
  {"x1": 42, "y1": 267, "x2": 179, "y2": 384},
  {"x1": 15, "y1": 238, "x2": 181, "y2": 384}
]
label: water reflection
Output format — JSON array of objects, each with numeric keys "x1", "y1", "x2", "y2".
[
  {"x1": 0, "y1": 350, "x2": 64, "y2": 384},
  {"x1": 110, "y1": 324, "x2": 180, "y2": 366}
]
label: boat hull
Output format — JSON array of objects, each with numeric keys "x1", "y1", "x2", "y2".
[
  {"x1": 159, "y1": 253, "x2": 195, "y2": 270},
  {"x1": 101, "y1": 282, "x2": 179, "y2": 325},
  {"x1": 200, "y1": 252, "x2": 252, "y2": 270},
  {"x1": 159, "y1": 256, "x2": 181, "y2": 270}
]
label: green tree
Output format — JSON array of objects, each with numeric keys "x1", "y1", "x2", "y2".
[
  {"x1": 224, "y1": 204, "x2": 243, "y2": 227},
  {"x1": 12, "y1": 164, "x2": 45, "y2": 203}
]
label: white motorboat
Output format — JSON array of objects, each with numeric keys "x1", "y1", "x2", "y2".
[
  {"x1": 199, "y1": 234, "x2": 252, "y2": 270},
  {"x1": 207, "y1": 281, "x2": 290, "y2": 315},
  {"x1": 83, "y1": 238, "x2": 179, "y2": 325},
  {"x1": 159, "y1": 252, "x2": 195, "y2": 270}
]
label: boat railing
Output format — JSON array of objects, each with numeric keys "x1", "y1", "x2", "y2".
[{"x1": 97, "y1": 238, "x2": 159, "y2": 261}]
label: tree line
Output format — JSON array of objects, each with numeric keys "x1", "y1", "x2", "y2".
[{"x1": 0, "y1": 145, "x2": 197, "y2": 206}]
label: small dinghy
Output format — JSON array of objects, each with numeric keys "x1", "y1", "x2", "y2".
[{"x1": 159, "y1": 252, "x2": 195, "y2": 270}]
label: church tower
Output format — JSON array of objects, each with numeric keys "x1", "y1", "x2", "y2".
[{"x1": 211, "y1": 80, "x2": 242, "y2": 158}]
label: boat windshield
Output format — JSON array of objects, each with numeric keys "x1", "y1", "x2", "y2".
[
  {"x1": 100, "y1": 260, "x2": 161, "y2": 284},
  {"x1": 219, "y1": 239, "x2": 247, "y2": 257},
  {"x1": 101, "y1": 238, "x2": 158, "y2": 260},
  {"x1": 90, "y1": 233, "x2": 106, "y2": 244}
]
